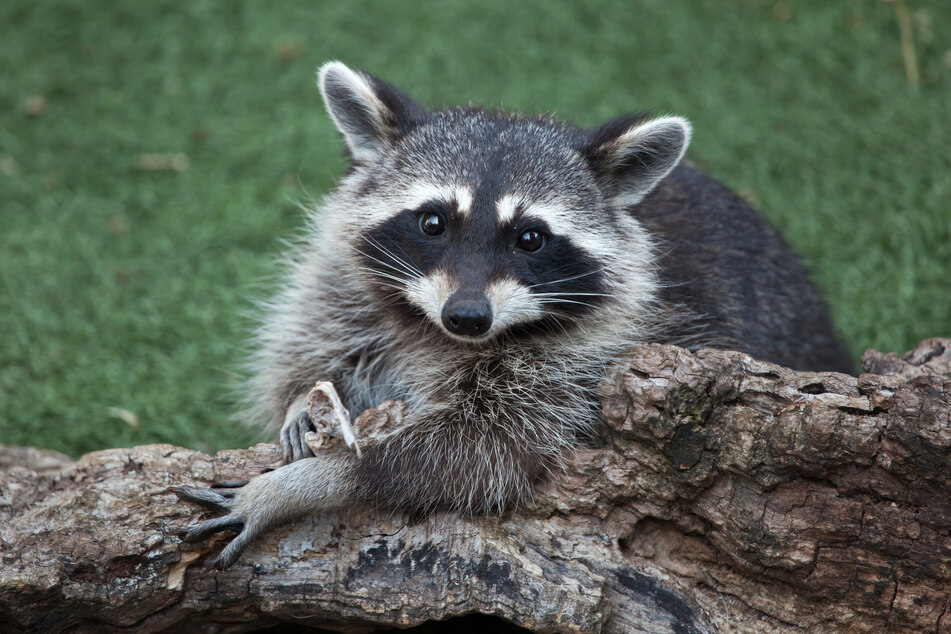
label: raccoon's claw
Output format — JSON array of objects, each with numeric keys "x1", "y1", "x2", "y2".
[
  {"x1": 183, "y1": 514, "x2": 244, "y2": 542},
  {"x1": 172, "y1": 485, "x2": 256, "y2": 569},
  {"x1": 172, "y1": 485, "x2": 235, "y2": 512},
  {"x1": 281, "y1": 410, "x2": 316, "y2": 462}
]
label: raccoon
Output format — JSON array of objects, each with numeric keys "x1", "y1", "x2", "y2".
[{"x1": 174, "y1": 62, "x2": 851, "y2": 568}]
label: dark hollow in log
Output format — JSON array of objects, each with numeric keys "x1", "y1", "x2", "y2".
[{"x1": 1, "y1": 339, "x2": 949, "y2": 633}]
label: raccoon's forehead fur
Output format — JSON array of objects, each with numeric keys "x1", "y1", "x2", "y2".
[
  {"x1": 309, "y1": 62, "x2": 690, "y2": 345},
  {"x1": 381, "y1": 110, "x2": 598, "y2": 209}
]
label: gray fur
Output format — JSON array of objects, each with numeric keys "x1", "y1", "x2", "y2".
[{"x1": 175, "y1": 62, "x2": 851, "y2": 567}]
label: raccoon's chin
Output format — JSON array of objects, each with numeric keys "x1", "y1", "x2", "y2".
[{"x1": 437, "y1": 326, "x2": 502, "y2": 346}]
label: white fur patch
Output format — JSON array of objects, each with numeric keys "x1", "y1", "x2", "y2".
[
  {"x1": 486, "y1": 278, "x2": 543, "y2": 331},
  {"x1": 495, "y1": 193, "x2": 522, "y2": 224},
  {"x1": 351, "y1": 181, "x2": 451, "y2": 225},
  {"x1": 402, "y1": 182, "x2": 458, "y2": 211},
  {"x1": 362, "y1": 182, "x2": 475, "y2": 225},
  {"x1": 455, "y1": 186, "x2": 474, "y2": 216},
  {"x1": 404, "y1": 270, "x2": 456, "y2": 325}
]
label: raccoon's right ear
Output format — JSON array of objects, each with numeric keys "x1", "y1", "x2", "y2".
[
  {"x1": 317, "y1": 61, "x2": 426, "y2": 163},
  {"x1": 584, "y1": 114, "x2": 692, "y2": 208}
]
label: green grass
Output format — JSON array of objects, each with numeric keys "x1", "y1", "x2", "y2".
[{"x1": 2, "y1": 0, "x2": 949, "y2": 456}]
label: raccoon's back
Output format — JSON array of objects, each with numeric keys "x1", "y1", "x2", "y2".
[{"x1": 634, "y1": 165, "x2": 852, "y2": 373}]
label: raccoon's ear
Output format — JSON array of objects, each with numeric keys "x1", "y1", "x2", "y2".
[
  {"x1": 584, "y1": 115, "x2": 692, "y2": 207},
  {"x1": 317, "y1": 61, "x2": 426, "y2": 163}
]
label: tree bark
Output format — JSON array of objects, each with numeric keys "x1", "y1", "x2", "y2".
[{"x1": 2, "y1": 339, "x2": 949, "y2": 633}]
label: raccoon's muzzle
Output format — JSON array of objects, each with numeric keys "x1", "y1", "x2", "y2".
[{"x1": 441, "y1": 290, "x2": 493, "y2": 337}]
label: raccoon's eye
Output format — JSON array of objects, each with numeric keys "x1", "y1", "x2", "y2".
[
  {"x1": 419, "y1": 212, "x2": 445, "y2": 236},
  {"x1": 517, "y1": 229, "x2": 546, "y2": 252}
]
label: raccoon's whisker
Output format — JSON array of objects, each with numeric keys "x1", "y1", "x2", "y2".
[
  {"x1": 354, "y1": 248, "x2": 418, "y2": 281},
  {"x1": 379, "y1": 240, "x2": 423, "y2": 276},
  {"x1": 355, "y1": 248, "x2": 415, "y2": 279},
  {"x1": 360, "y1": 236, "x2": 422, "y2": 277},
  {"x1": 536, "y1": 298, "x2": 599, "y2": 309},
  {"x1": 354, "y1": 264, "x2": 407, "y2": 282},
  {"x1": 352, "y1": 270, "x2": 412, "y2": 295},
  {"x1": 529, "y1": 269, "x2": 606, "y2": 288},
  {"x1": 532, "y1": 292, "x2": 614, "y2": 298},
  {"x1": 355, "y1": 266, "x2": 411, "y2": 288}
]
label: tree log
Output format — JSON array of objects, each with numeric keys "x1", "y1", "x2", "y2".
[{"x1": 2, "y1": 339, "x2": 950, "y2": 633}]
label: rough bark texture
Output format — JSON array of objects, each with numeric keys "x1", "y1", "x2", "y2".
[{"x1": 2, "y1": 339, "x2": 950, "y2": 633}]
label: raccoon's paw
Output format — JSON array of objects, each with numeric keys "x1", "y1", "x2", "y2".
[
  {"x1": 280, "y1": 409, "x2": 317, "y2": 462},
  {"x1": 281, "y1": 382, "x2": 361, "y2": 463},
  {"x1": 173, "y1": 482, "x2": 265, "y2": 569}
]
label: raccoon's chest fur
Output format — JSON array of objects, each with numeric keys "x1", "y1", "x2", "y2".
[{"x1": 333, "y1": 307, "x2": 607, "y2": 444}]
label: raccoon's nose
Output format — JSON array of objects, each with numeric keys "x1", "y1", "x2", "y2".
[{"x1": 441, "y1": 292, "x2": 493, "y2": 337}]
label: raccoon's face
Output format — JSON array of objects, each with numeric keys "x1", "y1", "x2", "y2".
[{"x1": 318, "y1": 62, "x2": 690, "y2": 343}]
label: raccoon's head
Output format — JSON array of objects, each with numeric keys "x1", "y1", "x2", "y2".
[{"x1": 317, "y1": 62, "x2": 690, "y2": 344}]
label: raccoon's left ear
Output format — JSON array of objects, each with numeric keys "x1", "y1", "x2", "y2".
[
  {"x1": 584, "y1": 115, "x2": 692, "y2": 207},
  {"x1": 318, "y1": 61, "x2": 426, "y2": 163}
]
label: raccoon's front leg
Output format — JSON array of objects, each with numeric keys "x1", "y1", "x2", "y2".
[{"x1": 174, "y1": 455, "x2": 354, "y2": 568}]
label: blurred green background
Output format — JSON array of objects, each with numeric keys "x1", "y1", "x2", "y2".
[{"x1": 2, "y1": 1, "x2": 949, "y2": 456}]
